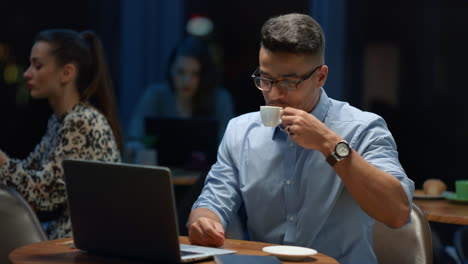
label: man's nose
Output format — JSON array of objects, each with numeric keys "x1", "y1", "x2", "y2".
[{"x1": 268, "y1": 82, "x2": 287, "y2": 99}]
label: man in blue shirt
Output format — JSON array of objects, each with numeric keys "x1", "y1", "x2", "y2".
[{"x1": 188, "y1": 13, "x2": 414, "y2": 263}]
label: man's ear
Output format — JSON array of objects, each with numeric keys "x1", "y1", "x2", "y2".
[
  {"x1": 60, "y1": 63, "x2": 77, "y2": 84},
  {"x1": 317, "y1": 65, "x2": 328, "y2": 87}
]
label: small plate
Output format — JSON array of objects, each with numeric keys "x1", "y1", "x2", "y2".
[
  {"x1": 262, "y1": 245, "x2": 317, "y2": 261},
  {"x1": 445, "y1": 192, "x2": 468, "y2": 203},
  {"x1": 414, "y1": 189, "x2": 449, "y2": 199}
]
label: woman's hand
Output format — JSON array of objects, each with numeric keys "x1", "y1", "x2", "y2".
[{"x1": 0, "y1": 150, "x2": 8, "y2": 168}]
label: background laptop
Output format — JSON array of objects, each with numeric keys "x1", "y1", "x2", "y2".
[
  {"x1": 62, "y1": 159, "x2": 235, "y2": 263},
  {"x1": 145, "y1": 117, "x2": 219, "y2": 170}
]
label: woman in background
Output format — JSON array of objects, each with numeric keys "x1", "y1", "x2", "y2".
[
  {"x1": 126, "y1": 36, "x2": 234, "y2": 147},
  {"x1": 0, "y1": 29, "x2": 122, "y2": 239}
]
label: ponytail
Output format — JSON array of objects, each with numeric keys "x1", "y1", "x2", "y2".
[{"x1": 79, "y1": 31, "x2": 123, "y2": 151}]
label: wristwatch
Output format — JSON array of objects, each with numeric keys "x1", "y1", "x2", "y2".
[{"x1": 326, "y1": 140, "x2": 351, "y2": 167}]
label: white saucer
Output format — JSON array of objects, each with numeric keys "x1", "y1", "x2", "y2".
[{"x1": 262, "y1": 245, "x2": 317, "y2": 261}]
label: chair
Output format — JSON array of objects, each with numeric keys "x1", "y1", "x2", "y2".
[
  {"x1": 373, "y1": 203, "x2": 432, "y2": 264},
  {"x1": 454, "y1": 226, "x2": 468, "y2": 264},
  {"x1": 176, "y1": 170, "x2": 209, "y2": 236},
  {"x1": 0, "y1": 185, "x2": 47, "y2": 264}
]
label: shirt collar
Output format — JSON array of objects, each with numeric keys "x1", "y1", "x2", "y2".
[
  {"x1": 272, "y1": 88, "x2": 331, "y2": 140},
  {"x1": 311, "y1": 87, "x2": 331, "y2": 123}
]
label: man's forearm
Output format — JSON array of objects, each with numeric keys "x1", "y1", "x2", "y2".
[{"x1": 334, "y1": 149, "x2": 410, "y2": 228}]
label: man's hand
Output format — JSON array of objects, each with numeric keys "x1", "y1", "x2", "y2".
[
  {"x1": 188, "y1": 208, "x2": 225, "y2": 247},
  {"x1": 281, "y1": 107, "x2": 340, "y2": 154}
]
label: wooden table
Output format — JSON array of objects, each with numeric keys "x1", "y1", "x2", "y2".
[
  {"x1": 414, "y1": 199, "x2": 468, "y2": 225},
  {"x1": 172, "y1": 175, "x2": 199, "y2": 186},
  {"x1": 9, "y1": 237, "x2": 339, "y2": 264},
  {"x1": 172, "y1": 169, "x2": 201, "y2": 186}
]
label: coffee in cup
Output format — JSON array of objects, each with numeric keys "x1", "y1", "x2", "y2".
[{"x1": 260, "y1": 106, "x2": 283, "y2": 127}]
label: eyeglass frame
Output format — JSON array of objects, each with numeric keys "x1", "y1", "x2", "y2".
[{"x1": 251, "y1": 65, "x2": 323, "y2": 92}]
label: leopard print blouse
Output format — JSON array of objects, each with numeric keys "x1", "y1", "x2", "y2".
[{"x1": 0, "y1": 103, "x2": 121, "y2": 239}]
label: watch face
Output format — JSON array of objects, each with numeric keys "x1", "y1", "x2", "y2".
[{"x1": 336, "y1": 142, "x2": 350, "y2": 157}]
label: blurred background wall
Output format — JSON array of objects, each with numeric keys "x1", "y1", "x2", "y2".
[{"x1": 1, "y1": 0, "x2": 467, "y2": 189}]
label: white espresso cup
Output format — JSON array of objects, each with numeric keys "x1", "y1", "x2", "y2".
[{"x1": 260, "y1": 106, "x2": 283, "y2": 127}]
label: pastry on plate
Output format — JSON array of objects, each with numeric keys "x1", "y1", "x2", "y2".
[{"x1": 423, "y1": 179, "x2": 447, "y2": 195}]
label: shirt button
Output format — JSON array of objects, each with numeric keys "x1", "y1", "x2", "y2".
[{"x1": 286, "y1": 180, "x2": 291, "y2": 185}]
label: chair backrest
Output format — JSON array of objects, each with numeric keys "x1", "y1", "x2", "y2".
[
  {"x1": 373, "y1": 203, "x2": 432, "y2": 264},
  {"x1": 453, "y1": 226, "x2": 468, "y2": 262},
  {"x1": 0, "y1": 185, "x2": 47, "y2": 264}
]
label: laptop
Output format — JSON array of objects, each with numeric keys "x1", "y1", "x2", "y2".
[
  {"x1": 145, "y1": 117, "x2": 219, "y2": 170},
  {"x1": 62, "y1": 159, "x2": 235, "y2": 263}
]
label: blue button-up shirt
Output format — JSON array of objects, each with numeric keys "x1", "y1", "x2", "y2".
[{"x1": 193, "y1": 88, "x2": 414, "y2": 263}]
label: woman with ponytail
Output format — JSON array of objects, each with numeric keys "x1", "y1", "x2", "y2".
[{"x1": 0, "y1": 29, "x2": 122, "y2": 239}]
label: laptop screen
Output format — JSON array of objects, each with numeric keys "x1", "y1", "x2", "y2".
[
  {"x1": 63, "y1": 159, "x2": 236, "y2": 263},
  {"x1": 145, "y1": 117, "x2": 219, "y2": 170}
]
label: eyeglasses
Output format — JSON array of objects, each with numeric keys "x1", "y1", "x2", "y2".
[{"x1": 251, "y1": 65, "x2": 323, "y2": 92}]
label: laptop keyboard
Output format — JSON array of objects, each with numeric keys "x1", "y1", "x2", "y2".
[{"x1": 180, "y1": 250, "x2": 199, "y2": 256}]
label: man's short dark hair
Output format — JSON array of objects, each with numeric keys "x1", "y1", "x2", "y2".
[{"x1": 260, "y1": 13, "x2": 325, "y2": 56}]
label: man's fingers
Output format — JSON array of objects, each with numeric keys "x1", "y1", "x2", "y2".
[
  {"x1": 213, "y1": 222, "x2": 225, "y2": 236},
  {"x1": 188, "y1": 222, "x2": 204, "y2": 244},
  {"x1": 200, "y1": 219, "x2": 225, "y2": 244},
  {"x1": 281, "y1": 107, "x2": 300, "y2": 116},
  {"x1": 189, "y1": 218, "x2": 224, "y2": 247}
]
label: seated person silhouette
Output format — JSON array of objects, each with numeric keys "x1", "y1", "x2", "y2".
[
  {"x1": 126, "y1": 36, "x2": 234, "y2": 169},
  {"x1": 0, "y1": 29, "x2": 122, "y2": 239}
]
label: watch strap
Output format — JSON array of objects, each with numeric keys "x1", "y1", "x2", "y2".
[
  {"x1": 326, "y1": 153, "x2": 338, "y2": 167},
  {"x1": 326, "y1": 140, "x2": 351, "y2": 167}
]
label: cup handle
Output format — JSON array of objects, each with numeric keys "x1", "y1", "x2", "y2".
[{"x1": 278, "y1": 110, "x2": 283, "y2": 125}]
